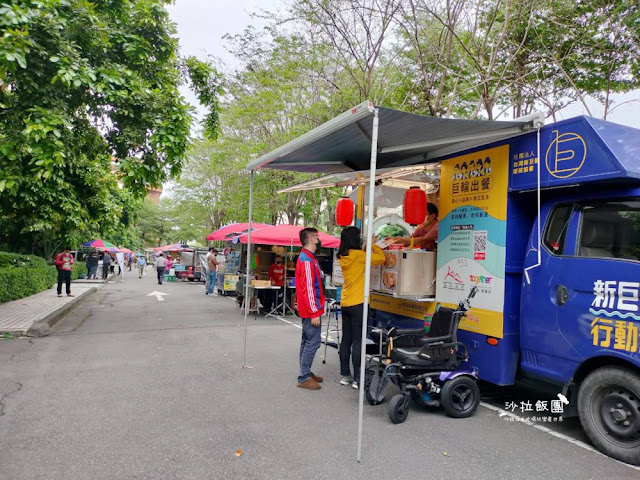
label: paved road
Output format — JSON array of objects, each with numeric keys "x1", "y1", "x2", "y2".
[{"x1": 0, "y1": 271, "x2": 638, "y2": 479}]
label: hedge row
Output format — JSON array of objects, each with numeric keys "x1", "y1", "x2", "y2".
[
  {"x1": 71, "y1": 260, "x2": 86, "y2": 280},
  {"x1": 0, "y1": 266, "x2": 57, "y2": 303},
  {"x1": 0, "y1": 252, "x2": 49, "y2": 268},
  {"x1": 0, "y1": 252, "x2": 86, "y2": 303}
]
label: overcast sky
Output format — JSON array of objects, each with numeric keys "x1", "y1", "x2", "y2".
[{"x1": 167, "y1": 0, "x2": 639, "y2": 128}]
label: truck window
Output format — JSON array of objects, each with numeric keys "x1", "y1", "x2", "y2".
[
  {"x1": 579, "y1": 200, "x2": 640, "y2": 260},
  {"x1": 543, "y1": 204, "x2": 572, "y2": 255}
]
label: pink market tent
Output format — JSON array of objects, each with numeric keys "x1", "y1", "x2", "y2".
[
  {"x1": 236, "y1": 224, "x2": 339, "y2": 248},
  {"x1": 153, "y1": 242, "x2": 188, "y2": 252},
  {"x1": 206, "y1": 222, "x2": 272, "y2": 241}
]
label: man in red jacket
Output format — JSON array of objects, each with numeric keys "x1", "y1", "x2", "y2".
[
  {"x1": 295, "y1": 227, "x2": 326, "y2": 390},
  {"x1": 55, "y1": 246, "x2": 75, "y2": 297}
]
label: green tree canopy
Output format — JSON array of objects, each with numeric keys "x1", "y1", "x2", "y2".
[{"x1": 0, "y1": 0, "x2": 221, "y2": 256}]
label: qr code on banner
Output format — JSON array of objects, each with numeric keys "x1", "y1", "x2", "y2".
[{"x1": 474, "y1": 230, "x2": 487, "y2": 260}]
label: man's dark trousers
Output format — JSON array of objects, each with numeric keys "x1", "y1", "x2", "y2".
[{"x1": 57, "y1": 269, "x2": 71, "y2": 295}]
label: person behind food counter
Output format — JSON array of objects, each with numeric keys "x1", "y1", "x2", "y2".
[
  {"x1": 338, "y1": 226, "x2": 387, "y2": 389},
  {"x1": 260, "y1": 254, "x2": 285, "y2": 312},
  {"x1": 392, "y1": 203, "x2": 439, "y2": 250}
]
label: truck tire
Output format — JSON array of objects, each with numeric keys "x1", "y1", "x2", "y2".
[{"x1": 578, "y1": 367, "x2": 640, "y2": 465}]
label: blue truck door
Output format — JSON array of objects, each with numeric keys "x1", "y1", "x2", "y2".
[
  {"x1": 520, "y1": 203, "x2": 582, "y2": 382},
  {"x1": 557, "y1": 200, "x2": 640, "y2": 362}
]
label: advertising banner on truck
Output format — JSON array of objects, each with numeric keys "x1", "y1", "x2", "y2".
[
  {"x1": 509, "y1": 116, "x2": 640, "y2": 192},
  {"x1": 437, "y1": 145, "x2": 509, "y2": 338}
]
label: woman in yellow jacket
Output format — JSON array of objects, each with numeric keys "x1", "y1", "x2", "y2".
[{"x1": 337, "y1": 226, "x2": 387, "y2": 388}]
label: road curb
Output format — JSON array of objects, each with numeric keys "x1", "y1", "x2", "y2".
[{"x1": 26, "y1": 286, "x2": 98, "y2": 337}]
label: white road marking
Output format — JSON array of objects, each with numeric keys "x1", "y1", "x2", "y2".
[
  {"x1": 479, "y1": 401, "x2": 640, "y2": 471},
  {"x1": 147, "y1": 291, "x2": 169, "y2": 302}
]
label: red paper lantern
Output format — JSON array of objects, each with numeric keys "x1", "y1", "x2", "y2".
[
  {"x1": 336, "y1": 197, "x2": 354, "y2": 226},
  {"x1": 404, "y1": 187, "x2": 427, "y2": 226}
]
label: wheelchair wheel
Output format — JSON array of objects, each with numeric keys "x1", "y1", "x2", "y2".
[
  {"x1": 365, "y1": 365, "x2": 387, "y2": 406},
  {"x1": 440, "y1": 376, "x2": 480, "y2": 418},
  {"x1": 388, "y1": 394, "x2": 410, "y2": 424}
]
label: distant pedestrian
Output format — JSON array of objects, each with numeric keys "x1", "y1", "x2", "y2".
[
  {"x1": 204, "y1": 247, "x2": 215, "y2": 295},
  {"x1": 87, "y1": 251, "x2": 99, "y2": 279},
  {"x1": 137, "y1": 255, "x2": 146, "y2": 278},
  {"x1": 207, "y1": 249, "x2": 219, "y2": 295},
  {"x1": 156, "y1": 252, "x2": 167, "y2": 285},
  {"x1": 55, "y1": 247, "x2": 75, "y2": 297},
  {"x1": 102, "y1": 251, "x2": 111, "y2": 279},
  {"x1": 109, "y1": 254, "x2": 115, "y2": 274},
  {"x1": 294, "y1": 227, "x2": 325, "y2": 390}
]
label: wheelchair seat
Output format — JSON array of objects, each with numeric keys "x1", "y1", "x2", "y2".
[
  {"x1": 388, "y1": 306, "x2": 460, "y2": 368},
  {"x1": 390, "y1": 347, "x2": 451, "y2": 368}
]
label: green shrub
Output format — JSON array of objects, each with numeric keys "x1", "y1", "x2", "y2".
[
  {"x1": 72, "y1": 261, "x2": 86, "y2": 280},
  {"x1": 0, "y1": 265, "x2": 57, "y2": 303},
  {"x1": 0, "y1": 252, "x2": 49, "y2": 268},
  {"x1": 0, "y1": 252, "x2": 88, "y2": 303}
]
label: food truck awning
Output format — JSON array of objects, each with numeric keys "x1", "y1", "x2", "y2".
[
  {"x1": 246, "y1": 101, "x2": 543, "y2": 174},
  {"x1": 276, "y1": 165, "x2": 440, "y2": 194}
]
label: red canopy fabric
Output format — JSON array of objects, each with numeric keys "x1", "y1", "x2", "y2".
[
  {"x1": 236, "y1": 224, "x2": 339, "y2": 248},
  {"x1": 206, "y1": 222, "x2": 272, "y2": 241},
  {"x1": 153, "y1": 243, "x2": 188, "y2": 252}
]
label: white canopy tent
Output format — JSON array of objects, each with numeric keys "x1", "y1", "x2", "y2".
[{"x1": 243, "y1": 101, "x2": 543, "y2": 461}]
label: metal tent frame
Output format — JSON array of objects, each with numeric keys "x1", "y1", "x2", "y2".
[{"x1": 242, "y1": 101, "x2": 543, "y2": 461}]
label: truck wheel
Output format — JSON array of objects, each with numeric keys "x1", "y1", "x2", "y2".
[
  {"x1": 440, "y1": 376, "x2": 480, "y2": 418},
  {"x1": 578, "y1": 367, "x2": 640, "y2": 465}
]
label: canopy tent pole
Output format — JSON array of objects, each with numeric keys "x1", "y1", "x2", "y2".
[
  {"x1": 242, "y1": 170, "x2": 255, "y2": 369},
  {"x1": 356, "y1": 108, "x2": 379, "y2": 462},
  {"x1": 524, "y1": 124, "x2": 543, "y2": 284},
  {"x1": 283, "y1": 239, "x2": 293, "y2": 316}
]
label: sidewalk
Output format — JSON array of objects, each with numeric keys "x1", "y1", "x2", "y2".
[{"x1": 0, "y1": 276, "x2": 112, "y2": 337}]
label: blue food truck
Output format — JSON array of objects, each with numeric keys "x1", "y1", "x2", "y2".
[
  {"x1": 248, "y1": 103, "x2": 640, "y2": 464},
  {"x1": 371, "y1": 116, "x2": 640, "y2": 465}
]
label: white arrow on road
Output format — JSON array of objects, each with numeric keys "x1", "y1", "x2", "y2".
[{"x1": 147, "y1": 291, "x2": 169, "y2": 302}]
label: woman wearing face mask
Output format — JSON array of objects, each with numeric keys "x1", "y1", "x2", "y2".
[{"x1": 337, "y1": 226, "x2": 387, "y2": 389}]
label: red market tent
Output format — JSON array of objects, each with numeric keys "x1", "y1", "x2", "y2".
[
  {"x1": 206, "y1": 222, "x2": 272, "y2": 241},
  {"x1": 236, "y1": 224, "x2": 339, "y2": 248},
  {"x1": 153, "y1": 243, "x2": 188, "y2": 252}
]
